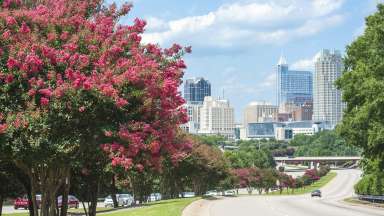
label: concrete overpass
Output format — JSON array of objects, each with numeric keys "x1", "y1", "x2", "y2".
[{"x1": 274, "y1": 156, "x2": 361, "y2": 169}]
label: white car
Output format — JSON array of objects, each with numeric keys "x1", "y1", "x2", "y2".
[
  {"x1": 180, "y1": 192, "x2": 195, "y2": 198},
  {"x1": 104, "y1": 194, "x2": 134, "y2": 207},
  {"x1": 224, "y1": 190, "x2": 236, "y2": 196},
  {"x1": 205, "y1": 190, "x2": 219, "y2": 196},
  {"x1": 147, "y1": 193, "x2": 162, "y2": 202}
]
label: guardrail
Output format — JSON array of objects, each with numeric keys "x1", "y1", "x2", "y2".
[{"x1": 358, "y1": 195, "x2": 384, "y2": 203}]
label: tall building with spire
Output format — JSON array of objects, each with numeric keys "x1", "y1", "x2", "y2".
[
  {"x1": 313, "y1": 49, "x2": 344, "y2": 129},
  {"x1": 276, "y1": 55, "x2": 313, "y2": 107}
]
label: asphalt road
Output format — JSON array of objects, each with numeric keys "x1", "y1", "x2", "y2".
[{"x1": 209, "y1": 169, "x2": 384, "y2": 216}]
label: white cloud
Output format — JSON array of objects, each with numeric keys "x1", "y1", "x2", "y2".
[
  {"x1": 141, "y1": 0, "x2": 345, "y2": 47},
  {"x1": 291, "y1": 52, "x2": 321, "y2": 71},
  {"x1": 260, "y1": 73, "x2": 276, "y2": 88}
]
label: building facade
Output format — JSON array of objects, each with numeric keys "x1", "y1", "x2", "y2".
[
  {"x1": 292, "y1": 101, "x2": 313, "y2": 121},
  {"x1": 313, "y1": 49, "x2": 344, "y2": 129},
  {"x1": 199, "y1": 97, "x2": 235, "y2": 139},
  {"x1": 243, "y1": 102, "x2": 278, "y2": 125},
  {"x1": 180, "y1": 103, "x2": 202, "y2": 134},
  {"x1": 277, "y1": 56, "x2": 313, "y2": 107},
  {"x1": 184, "y1": 77, "x2": 211, "y2": 103}
]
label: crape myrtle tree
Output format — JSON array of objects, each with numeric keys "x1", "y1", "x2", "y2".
[
  {"x1": 0, "y1": 1, "x2": 190, "y2": 216},
  {"x1": 159, "y1": 134, "x2": 229, "y2": 197}
]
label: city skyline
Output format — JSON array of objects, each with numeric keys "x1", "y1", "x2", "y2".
[{"x1": 113, "y1": 0, "x2": 377, "y2": 121}]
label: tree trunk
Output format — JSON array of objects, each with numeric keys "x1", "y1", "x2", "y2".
[
  {"x1": 60, "y1": 174, "x2": 70, "y2": 216},
  {"x1": 30, "y1": 175, "x2": 39, "y2": 216},
  {"x1": 0, "y1": 195, "x2": 4, "y2": 216},
  {"x1": 111, "y1": 176, "x2": 118, "y2": 208},
  {"x1": 27, "y1": 186, "x2": 35, "y2": 216},
  {"x1": 87, "y1": 182, "x2": 98, "y2": 216}
]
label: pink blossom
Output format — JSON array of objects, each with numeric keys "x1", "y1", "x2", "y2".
[
  {"x1": 78, "y1": 106, "x2": 85, "y2": 112},
  {"x1": 104, "y1": 130, "x2": 113, "y2": 137},
  {"x1": 47, "y1": 33, "x2": 56, "y2": 41},
  {"x1": 83, "y1": 80, "x2": 92, "y2": 90},
  {"x1": 28, "y1": 89, "x2": 36, "y2": 96},
  {"x1": 111, "y1": 142, "x2": 121, "y2": 151},
  {"x1": 38, "y1": 88, "x2": 52, "y2": 97},
  {"x1": 116, "y1": 98, "x2": 128, "y2": 108},
  {"x1": 6, "y1": 16, "x2": 17, "y2": 26},
  {"x1": 184, "y1": 46, "x2": 192, "y2": 53},
  {"x1": 40, "y1": 97, "x2": 49, "y2": 106},
  {"x1": 2, "y1": 30, "x2": 11, "y2": 40},
  {"x1": 0, "y1": 124, "x2": 7, "y2": 134},
  {"x1": 150, "y1": 141, "x2": 160, "y2": 154},
  {"x1": 7, "y1": 58, "x2": 18, "y2": 69},
  {"x1": 19, "y1": 22, "x2": 31, "y2": 34},
  {"x1": 60, "y1": 31, "x2": 69, "y2": 41},
  {"x1": 136, "y1": 164, "x2": 144, "y2": 172},
  {"x1": 5, "y1": 74, "x2": 14, "y2": 83}
]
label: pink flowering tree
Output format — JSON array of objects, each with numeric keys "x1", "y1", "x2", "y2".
[{"x1": 0, "y1": 1, "x2": 190, "y2": 216}]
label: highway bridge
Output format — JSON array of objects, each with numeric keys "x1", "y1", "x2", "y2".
[{"x1": 274, "y1": 156, "x2": 361, "y2": 169}]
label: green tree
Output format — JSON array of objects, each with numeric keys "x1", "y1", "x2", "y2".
[
  {"x1": 290, "y1": 131, "x2": 360, "y2": 156},
  {"x1": 336, "y1": 4, "x2": 384, "y2": 169}
]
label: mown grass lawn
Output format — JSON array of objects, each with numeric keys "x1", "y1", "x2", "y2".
[
  {"x1": 268, "y1": 171, "x2": 337, "y2": 195},
  {"x1": 3, "y1": 213, "x2": 28, "y2": 216},
  {"x1": 3, "y1": 198, "x2": 199, "y2": 216},
  {"x1": 103, "y1": 198, "x2": 199, "y2": 216}
]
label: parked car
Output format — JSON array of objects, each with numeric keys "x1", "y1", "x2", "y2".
[
  {"x1": 179, "y1": 192, "x2": 195, "y2": 198},
  {"x1": 14, "y1": 196, "x2": 29, "y2": 210},
  {"x1": 14, "y1": 195, "x2": 41, "y2": 210},
  {"x1": 311, "y1": 190, "x2": 322, "y2": 197},
  {"x1": 57, "y1": 195, "x2": 80, "y2": 208},
  {"x1": 205, "y1": 190, "x2": 219, "y2": 196},
  {"x1": 224, "y1": 190, "x2": 236, "y2": 196},
  {"x1": 104, "y1": 194, "x2": 134, "y2": 207},
  {"x1": 147, "y1": 193, "x2": 162, "y2": 202}
]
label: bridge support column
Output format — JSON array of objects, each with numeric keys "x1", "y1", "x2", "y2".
[{"x1": 308, "y1": 162, "x2": 313, "y2": 169}]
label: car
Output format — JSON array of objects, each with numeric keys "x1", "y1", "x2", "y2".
[
  {"x1": 118, "y1": 194, "x2": 134, "y2": 206},
  {"x1": 311, "y1": 190, "x2": 322, "y2": 197},
  {"x1": 104, "y1": 194, "x2": 134, "y2": 207},
  {"x1": 147, "y1": 193, "x2": 162, "y2": 202},
  {"x1": 224, "y1": 190, "x2": 236, "y2": 196},
  {"x1": 14, "y1": 196, "x2": 29, "y2": 210},
  {"x1": 14, "y1": 195, "x2": 42, "y2": 210},
  {"x1": 179, "y1": 192, "x2": 195, "y2": 198},
  {"x1": 57, "y1": 195, "x2": 80, "y2": 209},
  {"x1": 205, "y1": 190, "x2": 219, "y2": 196}
]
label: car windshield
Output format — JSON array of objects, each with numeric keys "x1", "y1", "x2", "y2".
[
  {"x1": 119, "y1": 194, "x2": 130, "y2": 198},
  {"x1": 105, "y1": 195, "x2": 112, "y2": 199}
]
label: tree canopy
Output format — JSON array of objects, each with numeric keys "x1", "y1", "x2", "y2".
[
  {"x1": 289, "y1": 130, "x2": 360, "y2": 157},
  {"x1": 336, "y1": 4, "x2": 384, "y2": 168},
  {"x1": 0, "y1": 1, "x2": 190, "y2": 215}
]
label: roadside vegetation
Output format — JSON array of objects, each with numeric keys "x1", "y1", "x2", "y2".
[
  {"x1": 269, "y1": 172, "x2": 336, "y2": 195},
  {"x1": 289, "y1": 131, "x2": 361, "y2": 157},
  {"x1": 335, "y1": 4, "x2": 384, "y2": 199}
]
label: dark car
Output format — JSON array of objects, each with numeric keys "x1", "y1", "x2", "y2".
[{"x1": 311, "y1": 190, "x2": 322, "y2": 197}]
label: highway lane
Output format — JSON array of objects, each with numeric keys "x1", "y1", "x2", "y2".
[{"x1": 209, "y1": 169, "x2": 384, "y2": 216}]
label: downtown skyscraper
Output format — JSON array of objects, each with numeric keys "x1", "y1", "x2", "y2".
[
  {"x1": 277, "y1": 56, "x2": 313, "y2": 107},
  {"x1": 184, "y1": 77, "x2": 211, "y2": 104},
  {"x1": 313, "y1": 49, "x2": 344, "y2": 129}
]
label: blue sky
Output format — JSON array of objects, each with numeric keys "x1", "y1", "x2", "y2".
[{"x1": 110, "y1": 0, "x2": 378, "y2": 122}]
